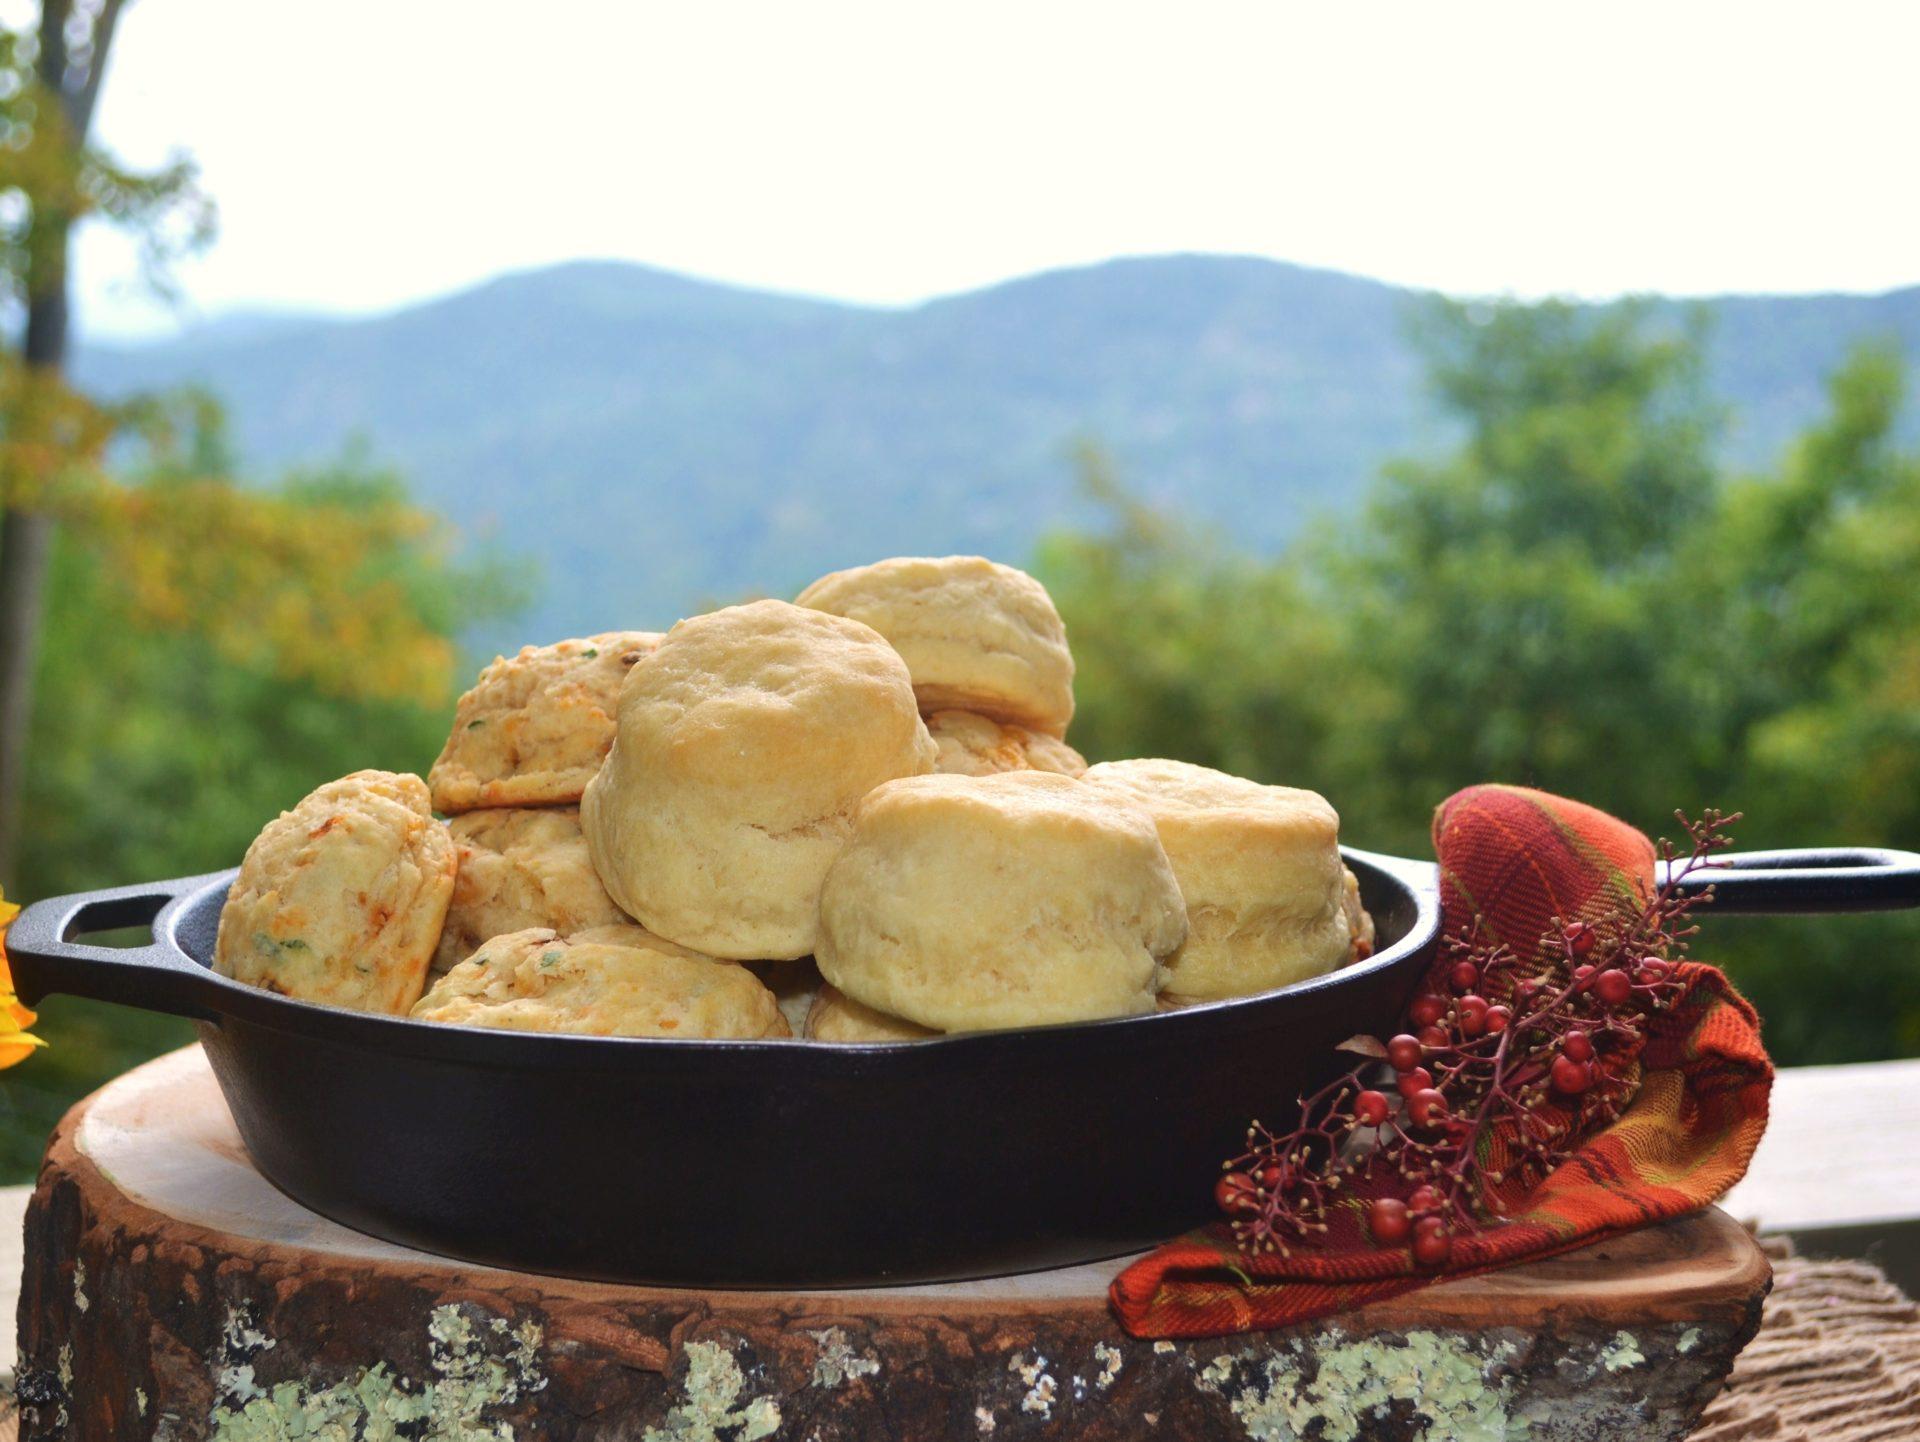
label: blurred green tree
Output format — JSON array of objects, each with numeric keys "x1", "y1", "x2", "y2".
[
  {"x1": 0, "y1": 2, "x2": 510, "y2": 890},
  {"x1": 1042, "y1": 301, "x2": 1920, "y2": 1063},
  {"x1": 1706, "y1": 346, "x2": 1920, "y2": 840},
  {"x1": 1323, "y1": 300, "x2": 1722, "y2": 845},
  {"x1": 0, "y1": 3, "x2": 534, "y2": 1175},
  {"x1": 0, "y1": 428, "x2": 525, "y2": 1180},
  {"x1": 0, "y1": 1, "x2": 215, "y2": 882},
  {"x1": 1034, "y1": 445, "x2": 1344, "y2": 787}
]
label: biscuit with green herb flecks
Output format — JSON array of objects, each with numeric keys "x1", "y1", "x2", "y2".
[
  {"x1": 411, "y1": 927, "x2": 789, "y2": 1038},
  {"x1": 430, "y1": 632, "x2": 662, "y2": 812},
  {"x1": 432, "y1": 807, "x2": 635, "y2": 973},
  {"x1": 215, "y1": 770, "x2": 456, "y2": 1014}
]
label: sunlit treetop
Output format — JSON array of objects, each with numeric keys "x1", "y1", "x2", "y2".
[{"x1": 0, "y1": 10, "x2": 214, "y2": 322}]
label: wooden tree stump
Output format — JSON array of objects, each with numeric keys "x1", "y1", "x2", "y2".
[{"x1": 14, "y1": 1047, "x2": 1768, "y2": 1441}]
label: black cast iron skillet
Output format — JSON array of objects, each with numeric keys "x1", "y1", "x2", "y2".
[{"x1": 10, "y1": 844, "x2": 1920, "y2": 1287}]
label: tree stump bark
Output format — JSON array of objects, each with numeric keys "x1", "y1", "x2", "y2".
[{"x1": 14, "y1": 1047, "x2": 1768, "y2": 1440}]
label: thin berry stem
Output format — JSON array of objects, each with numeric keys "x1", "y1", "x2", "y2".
[{"x1": 1218, "y1": 810, "x2": 1740, "y2": 1266}]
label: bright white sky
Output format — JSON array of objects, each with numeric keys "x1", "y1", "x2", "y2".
[{"x1": 36, "y1": 0, "x2": 1920, "y2": 339}]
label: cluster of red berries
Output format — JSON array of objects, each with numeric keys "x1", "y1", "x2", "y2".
[
  {"x1": 1216, "y1": 810, "x2": 1738, "y2": 1270},
  {"x1": 1363, "y1": 1185, "x2": 1455, "y2": 1265}
]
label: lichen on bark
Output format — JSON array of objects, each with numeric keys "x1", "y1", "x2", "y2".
[{"x1": 206, "y1": 1303, "x2": 545, "y2": 1442}]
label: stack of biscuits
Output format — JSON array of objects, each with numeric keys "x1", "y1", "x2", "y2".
[{"x1": 212, "y1": 556, "x2": 1374, "y2": 1041}]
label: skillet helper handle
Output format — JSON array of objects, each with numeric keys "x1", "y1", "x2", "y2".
[
  {"x1": 6, "y1": 874, "x2": 227, "y2": 1022},
  {"x1": 1660, "y1": 847, "x2": 1920, "y2": 915}
]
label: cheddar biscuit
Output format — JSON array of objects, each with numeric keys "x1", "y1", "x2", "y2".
[
  {"x1": 215, "y1": 770, "x2": 456, "y2": 1015},
  {"x1": 817, "y1": 771, "x2": 1186, "y2": 1031},
  {"x1": 430, "y1": 632, "x2": 662, "y2": 812},
  {"x1": 433, "y1": 807, "x2": 630, "y2": 973},
  {"x1": 796, "y1": 556, "x2": 1075, "y2": 735},
  {"x1": 581, "y1": 600, "x2": 936, "y2": 959},
  {"x1": 413, "y1": 928, "x2": 788, "y2": 1038},
  {"x1": 1083, "y1": 758, "x2": 1358, "y2": 1001}
]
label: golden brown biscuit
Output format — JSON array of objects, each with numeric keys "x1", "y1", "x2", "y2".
[
  {"x1": 429, "y1": 632, "x2": 662, "y2": 812},
  {"x1": 1082, "y1": 758, "x2": 1356, "y2": 1001},
  {"x1": 215, "y1": 770, "x2": 456, "y2": 1015},
  {"x1": 817, "y1": 771, "x2": 1186, "y2": 1031},
  {"x1": 1342, "y1": 867, "x2": 1376, "y2": 963},
  {"x1": 796, "y1": 556, "x2": 1075, "y2": 735},
  {"x1": 581, "y1": 600, "x2": 937, "y2": 960},
  {"x1": 805, "y1": 983, "x2": 937, "y2": 1042},
  {"x1": 924, "y1": 709, "x2": 1087, "y2": 778},
  {"x1": 411, "y1": 927, "x2": 789, "y2": 1038},
  {"x1": 433, "y1": 807, "x2": 631, "y2": 973}
]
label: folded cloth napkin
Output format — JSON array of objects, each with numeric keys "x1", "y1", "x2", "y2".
[{"x1": 1110, "y1": 783, "x2": 1773, "y2": 1339}]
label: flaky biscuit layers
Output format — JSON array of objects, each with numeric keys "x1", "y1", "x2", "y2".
[
  {"x1": 924, "y1": 709, "x2": 1087, "y2": 778},
  {"x1": 817, "y1": 771, "x2": 1187, "y2": 1031},
  {"x1": 430, "y1": 631, "x2": 662, "y2": 812},
  {"x1": 1083, "y1": 758, "x2": 1358, "y2": 1001},
  {"x1": 581, "y1": 600, "x2": 938, "y2": 960},
  {"x1": 433, "y1": 807, "x2": 631, "y2": 973},
  {"x1": 796, "y1": 556, "x2": 1075, "y2": 736},
  {"x1": 214, "y1": 770, "x2": 456, "y2": 1015},
  {"x1": 411, "y1": 927, "x2": 789, "y2": 1038}
]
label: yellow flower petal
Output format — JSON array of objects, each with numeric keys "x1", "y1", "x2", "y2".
[
  {"x1": 0, "y1": 885, "x2": 44, "y2": 1068},
  {"x1": 0, "y1": 1035, "x2": 45, "y2": 1068}
]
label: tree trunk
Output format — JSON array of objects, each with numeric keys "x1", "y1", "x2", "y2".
[
  {"x1": 0, "y1": 0, "x2": 116, "y2": 887},
  {"x1": 0, "y1": 511, "x2": 56, "y2": 888}
]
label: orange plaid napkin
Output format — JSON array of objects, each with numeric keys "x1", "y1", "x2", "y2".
[{"x1": 1110, "y1": 784, "x2": 1772, "y2": 1339}]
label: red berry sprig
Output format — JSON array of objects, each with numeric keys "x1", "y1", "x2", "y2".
[{"x1": 1216, "y1": 809, "x2": 1739, "y2": 1268}]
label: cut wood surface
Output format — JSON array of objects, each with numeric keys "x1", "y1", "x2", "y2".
[{"x1": 8, "y1": 1045, "x2": 1771, "y2": 1440}]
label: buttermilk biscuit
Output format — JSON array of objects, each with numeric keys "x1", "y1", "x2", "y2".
[
  {"x1": 215, "y1": 770, "x2": 456, "y2": 1015},
  {"x1": 433, "y1": 807, "x2": 631, "y2": 973},
  {"x1": 805, "y1": 984, "x2": 937, "y2": 1042},
  {"x1": 1083, "y1": 759, "x2": 1358, "y2": 1001},
  {"x1": 925, "y1": 709, "x2": 1086, "y2": 778},
  {"x1": 817, "y1": 771, "x2": 1186, "y2": 1031},
  {"x1": 581, "y1": 600, "x2": 937, "y2": 959},
  {"x1": 430, "y1": 632, "x2": 662, "y2": 812},
  {"x1": 1342, "y1": 868, "x2": 1376, "y2": 962},
  {"x1": 412, "y1": 928, "x2": 789, "y2": 1038},
  {"x1": 795, "y1": 556, "x2": 1075, "y2": 735}
]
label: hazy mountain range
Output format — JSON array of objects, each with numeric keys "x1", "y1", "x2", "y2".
[{"x1": 75, "y1": 255, "x2": 1920, "y2": 646}]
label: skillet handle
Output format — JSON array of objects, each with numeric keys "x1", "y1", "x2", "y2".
[
  {"x1": 6, "y1": 874, "x2": 231, "y2": 1022},
  {"x1": 1660, "y1": 847, "x2": 1920, "y2": 915}
]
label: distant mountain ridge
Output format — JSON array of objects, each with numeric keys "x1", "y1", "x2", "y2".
[{"x1": 75, "y1": 255, "x2": 1920, "y2": 645}]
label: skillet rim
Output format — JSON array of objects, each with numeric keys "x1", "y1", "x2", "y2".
[{"x1": 26, "y1": 846, "x2": 1442, "y2": 1068}]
